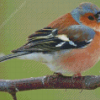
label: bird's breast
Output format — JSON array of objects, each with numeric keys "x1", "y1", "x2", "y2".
[{"x1": 56, "y1": 33, "x2": 100, "y2": 74}]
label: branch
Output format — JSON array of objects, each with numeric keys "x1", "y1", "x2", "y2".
[{"x1": 0, "y1": 74, "x2": 100, "y2": 100}]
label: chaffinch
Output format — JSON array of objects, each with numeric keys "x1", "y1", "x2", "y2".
[{"x1": 0, "y1": 2, "x2": 100, "y2": 76}]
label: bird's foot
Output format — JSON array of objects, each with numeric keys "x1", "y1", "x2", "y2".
[
  {"x1": 72, "y1": 73, "x2": 82, "y2": 83},
  {"x1": 50, "y1": 72, "x2": 64, "y2": 80},
  {"x1": 72, "y1": 73, "x2": 84, "y2": 92},
  {"x1": 53, "y1": 72, "x2": 64, "y2": 77}
]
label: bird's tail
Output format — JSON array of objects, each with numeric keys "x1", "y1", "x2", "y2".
[{"x1": 0, "y1": 52, "x2": 30, "y2": 62}]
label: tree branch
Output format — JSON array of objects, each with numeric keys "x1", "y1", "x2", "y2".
[{"x1": 0, "y1": 74, "x2": 100, "y2": 100}]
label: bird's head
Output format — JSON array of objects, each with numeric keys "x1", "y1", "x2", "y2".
[{"x1": 71, "y1": 2, "x2": 100, "y2": 32}]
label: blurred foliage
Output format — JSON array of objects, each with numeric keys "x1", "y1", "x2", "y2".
[{"x1": 0, "y1": 0, "x2": 100, "y2": 100}]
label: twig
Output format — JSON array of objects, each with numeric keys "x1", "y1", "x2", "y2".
[{"x1": 0, "y1": 75, "x2": 100, "y2": 100}]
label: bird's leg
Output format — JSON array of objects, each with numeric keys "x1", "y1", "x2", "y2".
[
  {"x1": 73, "y1": 73, "x2": 82, "y2": 77},
  {"x1": 72, "y1": 73, "x2": 81, "y2": 88},
  {"x1": 73, "y1": 73, "x2": 84, "y2": 93}
]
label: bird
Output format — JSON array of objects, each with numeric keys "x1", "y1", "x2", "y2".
[{"x1": 0, "y1": 2, "x2": 100, "y2": 76}]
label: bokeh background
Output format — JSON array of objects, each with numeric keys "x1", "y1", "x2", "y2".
[{"x1": 0, "y1": 0, "x2": 100, "y2": 100}]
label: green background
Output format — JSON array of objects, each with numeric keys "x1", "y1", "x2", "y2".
[{"x1": 0, "y1": 0, "x2": 100, "y2": 100}]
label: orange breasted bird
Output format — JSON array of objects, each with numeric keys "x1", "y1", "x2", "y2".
[{"x1": 0, "y1": 2, "x2": 100, "y2": 76}]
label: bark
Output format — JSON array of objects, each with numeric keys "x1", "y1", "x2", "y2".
[{"x1": 0, "y1": 74, "x2": 100, "y2": 100}]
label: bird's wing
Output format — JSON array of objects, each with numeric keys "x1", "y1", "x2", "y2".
[{"x1": 12, "y1": 25, "x2": 95, "y2": 53}]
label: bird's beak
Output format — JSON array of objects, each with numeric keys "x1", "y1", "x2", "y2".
[
  {"x1": 97, "y1": 14, "x2": 100, "y2": 22},
  {"x1": 96, "y1": 12, "x2": 100, "y2": 23}
]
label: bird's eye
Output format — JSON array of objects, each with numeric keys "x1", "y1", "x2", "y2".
[{"x1": 88, "y1": 16, "x2": 94, "y2": 20}]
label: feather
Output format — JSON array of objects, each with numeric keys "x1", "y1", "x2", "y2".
[
  {"x1": 0, "y1": 52, "x2": 30, "y2": 62},
  {"x1": 12, "y1": 25, "x2": 95, "y2": 54}
]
